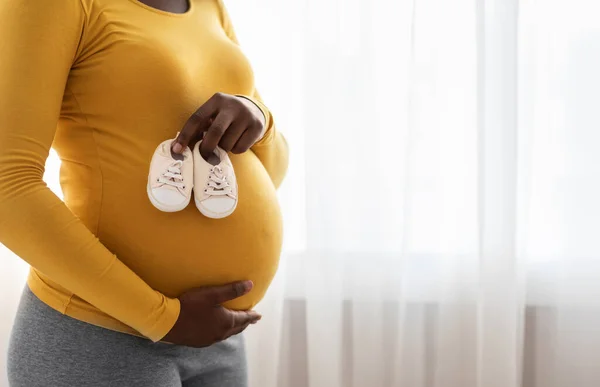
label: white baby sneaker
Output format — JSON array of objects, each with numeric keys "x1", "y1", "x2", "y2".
[
  {"x1": 193, "y1": 141, "x2": 238, "y2": 219},
  {"x1": 147, "y1": 137, "x2": 194, "y2": 212}
]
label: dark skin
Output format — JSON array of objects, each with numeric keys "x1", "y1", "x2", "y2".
[
  {"x1": 163, "y1": 93, "x2": 266, "y2": 347},
  {"x1": 139, "y1": 0, "x2": 189, "y2": 14},
  {"x1": 162, "y1": 281, "x2": 262, "y2": 347},
  {"x1": 142, "y1": 0, "x2": 269, "y2": 348},
  {"x1": 172, "y1": 92, "x2": 266, "y2": 159}
]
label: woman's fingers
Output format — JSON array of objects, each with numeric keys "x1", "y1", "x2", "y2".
[
  {"x1": 226, "y1": 321, "x2": 253, "y2": 338},
  {"x1": 217, "y1": 314, "x2": 258, "y2": 343},
  {"x1": 232, "y1": 123, "x2": 263, "y2": 154},
  {"x1": 173, "y1": 96, "x2": 219, "y2": 153},
  {"x1": 229, "y1": 310, "x2": 261, "y2": 328},
  {"x1": 200, "y1": 110, "x2": 235, "y2": 158},
  {"x1": 219, "y1": 120, "x2": 246, "y2": 152},
  {"x1": 203, "y1": 281, "x2": 254, "y2": 305},
  {"x1": 174, "y1": 92, "x2": 264, "y2": 156}
]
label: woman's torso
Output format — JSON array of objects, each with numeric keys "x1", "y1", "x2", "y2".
[{"x1": 41, "y1": 0, "x2": 282, "y2": 314}]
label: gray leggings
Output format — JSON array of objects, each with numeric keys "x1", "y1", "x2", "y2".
[{"x1": 7, "y1": 286, "x2": 247, "y2": 387}]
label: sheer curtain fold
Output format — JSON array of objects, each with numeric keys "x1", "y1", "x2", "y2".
[
  {"x1": 2, "y1": 0, "x2": 600, "y2": 386},
  {"x1": 242, "y1": 0, "x2": 600, "y2": 385}
]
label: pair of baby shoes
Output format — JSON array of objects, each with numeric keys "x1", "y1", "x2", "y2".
[{"x1": 147, "y1": 136, "x2": 238, "y2": 219}]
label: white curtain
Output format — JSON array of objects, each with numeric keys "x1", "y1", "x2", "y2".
[{"x1": 3, "y1": 0, "x2": 600, "y2": 386}]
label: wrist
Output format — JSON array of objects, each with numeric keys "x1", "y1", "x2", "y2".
[{"x1": 147, "y1": 295, "x2": 181, "y2": 343}]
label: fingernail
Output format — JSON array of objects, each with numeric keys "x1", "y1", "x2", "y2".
[
  {"x1": 172, "y1": 143, "x2": 183, "y2": 154},
  {"x1": 244, "y1": 281, "x2": 254, "y2": 292}
]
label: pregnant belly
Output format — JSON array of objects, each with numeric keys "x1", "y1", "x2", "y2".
[{"x1": 77, "y1": 152, "x2": 283, "y2": 310}]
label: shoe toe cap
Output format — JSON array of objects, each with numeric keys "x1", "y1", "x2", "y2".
[
  {"x1": 199, "y1": 197, "x2": 236, "y2": 217},
  {"x1": 151, "y1": 188, "x2": 187, "y2": 207}
]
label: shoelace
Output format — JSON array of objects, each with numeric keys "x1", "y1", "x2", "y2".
[
  {"x1": 157, "y1": 160, "x2": 185, "y2": 189},
  {"x1": 205, "y1": 165, "x2": 234, "y2": 197}
]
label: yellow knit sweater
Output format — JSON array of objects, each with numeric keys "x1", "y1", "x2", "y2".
[{"x1": 0, "y1": 0, "x2": 288, "y2": 342}]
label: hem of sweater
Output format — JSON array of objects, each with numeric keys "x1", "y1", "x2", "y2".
[{"x1": 26, "y1": 272, "x2": 147, "y2": 341}]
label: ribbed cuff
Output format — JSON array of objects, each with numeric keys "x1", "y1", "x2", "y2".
[{"x1": 142, "y1": 295, "x2": 181, "y2": 343}]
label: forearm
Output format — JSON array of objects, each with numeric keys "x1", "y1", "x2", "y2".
[
  {"x1": 0, "y1": 0, "x2": 180, "y2": 342},
  {"x1": 0, "y1": 170, "x2": 180, "y2": 341}
]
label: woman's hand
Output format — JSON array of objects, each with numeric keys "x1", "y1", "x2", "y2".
[
  {"x1": 161, "y1": 280, "x2": 261, "y2": 348},
  {"x1": 172, "y1": 93, "x2": 266, "y2": 159}
]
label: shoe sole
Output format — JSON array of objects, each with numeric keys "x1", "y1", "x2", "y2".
[
  {"x1": 194, "y1": 196, "x2": 238, "y2": 219},
  {"x1": 147, "y1": 181, "x2": 191, "y2": 212}
]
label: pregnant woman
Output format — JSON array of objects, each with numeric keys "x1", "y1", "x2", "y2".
[{"x1": 0, "y1": 0, "x2": 288, "y2": 385}]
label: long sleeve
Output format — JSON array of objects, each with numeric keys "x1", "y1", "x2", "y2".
[
  {"x1": 0, "y1": 0, "x2": 179, "y2": 342},
  {"x1": 216, "y1": 0, "x2": 289, "y2": 188}
]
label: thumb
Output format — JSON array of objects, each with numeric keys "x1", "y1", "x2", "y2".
[{"x1": 189, "y1": 281, "x2": 253, "y2": 305}]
